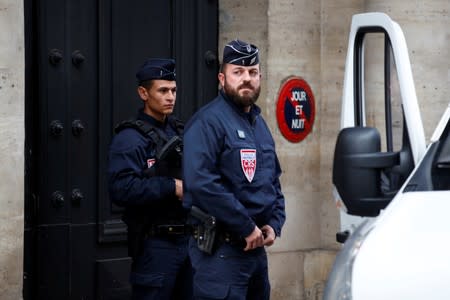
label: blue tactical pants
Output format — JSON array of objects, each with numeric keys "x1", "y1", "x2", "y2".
[
  {"x1": 130, "y1": 235, "x2": 193, "y2": 300},
  {"x1": 188, "y1": 237, "x2": 270, "y2": 300}
]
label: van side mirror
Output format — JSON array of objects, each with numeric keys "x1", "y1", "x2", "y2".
[{"x1": 333, "y1": 127, "x2": 400, "y2": 216}]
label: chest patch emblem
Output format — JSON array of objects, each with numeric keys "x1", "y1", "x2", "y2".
[
  {"x1": 147, "y1": 158, "x2": 156, "y2": 168},
  {"x1": 240, "y1": 149, "x2": 256, "y2": 182}
]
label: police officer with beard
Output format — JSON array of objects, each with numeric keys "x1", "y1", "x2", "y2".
[
  {"x1": 183, "y1": 40, "x2": 286, "y2": 299},
  {"x1": 108, "y1": 58, "x2": 192, "y2": 300}
]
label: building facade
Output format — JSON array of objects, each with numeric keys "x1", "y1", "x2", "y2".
[{"x1": 0, "y1": 0, "x2": 448, "y2": 299}]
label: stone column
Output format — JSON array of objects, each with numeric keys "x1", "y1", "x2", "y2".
[
  {"x1": 266, "y1": 0, "x2": 338, "y2": 299},
  {"x1": 0, "y1": 0, "x2": 25, "y2": 299}
]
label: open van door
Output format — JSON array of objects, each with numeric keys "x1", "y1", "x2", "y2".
[{"x1": 331, "y1": 12, "x2": 426, "y2": 241}]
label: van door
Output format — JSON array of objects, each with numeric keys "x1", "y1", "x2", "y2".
[{"x1": 332, "y1": 13, "x2": 426, "y2": 237}]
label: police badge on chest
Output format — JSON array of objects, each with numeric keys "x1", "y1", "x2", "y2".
[{"x1": 240, "y1": 149, "x2": 256, "y2": 182}]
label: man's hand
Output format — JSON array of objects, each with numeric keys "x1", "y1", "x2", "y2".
[
  {"x1": 244, "y1": 226, "x2": 264, "y2": 251},
  {"x1": 174, "y1": 179, "x2": 183, "y2": 200},
  {"x1": 261, "y1": 225, "x2": 276, "y2": 247}
]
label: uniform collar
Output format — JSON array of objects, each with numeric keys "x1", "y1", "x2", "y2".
[{"x1": 137, "y1": 108, "x2": 168, "y2": 129}]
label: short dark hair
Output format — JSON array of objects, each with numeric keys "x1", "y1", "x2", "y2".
[{"x1": 139, "y1": 79, "x2": 154, "y2": 89}]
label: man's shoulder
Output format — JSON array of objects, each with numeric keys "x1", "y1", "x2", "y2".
[
  {"x1": 110, "y1": 126, "x2": 149, "y2": 152},
  {"x1": 192, "y1": 97, "x2": 231, "y2": 121}
]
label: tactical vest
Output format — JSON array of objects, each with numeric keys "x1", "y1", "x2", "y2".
[
  {"x1": 114, "y1": 117, "x2": 184, "y2": 179},
  {"x1": 114, "y1": 117, "x2": 186, "y2": 258}
]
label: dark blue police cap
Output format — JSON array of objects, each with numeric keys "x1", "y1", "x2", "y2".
[
  {"x1": 136, "y1": 58, "x2": 176, "y2": 83},
  {"x1": 223, "y1": 40, "x2": 259, "y2": 66}
]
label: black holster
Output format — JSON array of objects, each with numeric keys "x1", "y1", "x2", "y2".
[{"x1": 190, "y1": 206, "x2": 217, "y2": 254}]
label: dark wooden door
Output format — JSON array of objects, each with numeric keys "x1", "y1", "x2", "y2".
[{"x1": 24, "y1": 1, "x2": 218, "y2": 299}]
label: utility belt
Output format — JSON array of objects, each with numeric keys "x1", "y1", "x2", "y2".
[
  {"x1": 145, "y1": 223, "x2": 192, "y2": 238},
  {"x1": 216, "y1": 232, "x2": 246, "y2": 248},
  {"x1": 192, "y1": 227, "x2": 246, "y2": 248}
]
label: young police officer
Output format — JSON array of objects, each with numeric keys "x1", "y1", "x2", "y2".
[
  {"x1": 183, "y1": 40, "x2": 286, "y2": 299},
  {"x1": 108, "y1": 58, "x2": 192, "y2": 300}
]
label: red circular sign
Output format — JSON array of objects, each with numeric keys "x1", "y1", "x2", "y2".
[{"x1": 276, "y1": 77, "x2": 315, "y2": 143}]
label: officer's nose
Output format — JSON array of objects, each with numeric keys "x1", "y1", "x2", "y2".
[
  {"x1": 167, "y1": 90, "x2": 176, "y2": 101},
  {"x1": 242, "y1": 70, "x2": 251, "y2": 82}
]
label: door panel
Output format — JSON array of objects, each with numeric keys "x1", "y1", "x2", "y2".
[
  {"x1": 67, "y1": 0, "x2": 99, "y2": 224},
  {"x1": 96, "y1": 257, "x2": 132, "y2": 299},
  {"x1": 173, "y1": 0, "x2": 220, "y2": 120},
  {"x1": 109, "y1": 0, "x2": 173, "y2": 122},
  {"x1": 38, "y1": 0, "x2": 69, "y2": 225},
  {"x1": 25, "y1": 0, "x2": 218, "y2": 299},
  {"x1": 36, "y1": 225, "x2": 70, "y2": 299},
  {"x1": 96, "y1": 0, "x2": 176, "y2": 244}
]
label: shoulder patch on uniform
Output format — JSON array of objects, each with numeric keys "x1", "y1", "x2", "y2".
[{"x1": 147, "y1": 158, "x2": 156, "y2": 168}]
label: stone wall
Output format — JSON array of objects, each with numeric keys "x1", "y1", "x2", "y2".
[{"x1": 0, "y1": 0, "x2": 25, "y2": 299}]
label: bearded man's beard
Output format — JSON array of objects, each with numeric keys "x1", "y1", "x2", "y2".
[{"x1": 223, "y1": 80, "x2": 261, "y2": 109}]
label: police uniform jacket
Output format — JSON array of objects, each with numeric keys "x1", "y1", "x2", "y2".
[
  {"x1": 108, "y1": 109, "x2": 186, "y2": 222},
  {"x1": 183, "y1": 90, "x2": 286, "y2": 239}
]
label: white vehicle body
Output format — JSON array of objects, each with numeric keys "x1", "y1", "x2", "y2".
[{"x1": 324, "y1": 13, "x2": 450, "y2": 299}]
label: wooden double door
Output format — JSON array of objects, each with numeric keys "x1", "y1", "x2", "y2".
[{"x1": 24, "y1": 1, "x2": 218, "y2": 299}]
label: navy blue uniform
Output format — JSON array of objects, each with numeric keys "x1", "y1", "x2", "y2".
[
  {"x1": 183, "y1": 91, "x2": 286, "y2": 299},
  {"x1": 108, "y1": 109, "x2": 192, "y2": 300}
]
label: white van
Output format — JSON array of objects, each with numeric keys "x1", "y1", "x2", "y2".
[{"x1": 324, "y1": 12, "x2": 450, "y2": 300}]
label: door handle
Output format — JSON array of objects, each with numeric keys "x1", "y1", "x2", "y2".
[
  {"x1": 72, "y1": 119, "x2": 85, "y2": 136},
  {"x1": 204, "y1": 50, "x2": 218, "y2": 67},
  {"x1": 50, "y1": 120, "x2": 64, "y2": 137},
  {"x1": 51, "y1": 191, "x2": 65, "y2": 208},
  {"x1": 49, "y1": 49, "x2": 63, "y2": 66},
  {"x1": 71, "y1": 189, "x2": 84, "y2": 206},
  {"x1": 71, "y1": 50, "x2": 85, "y2": 67}
]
